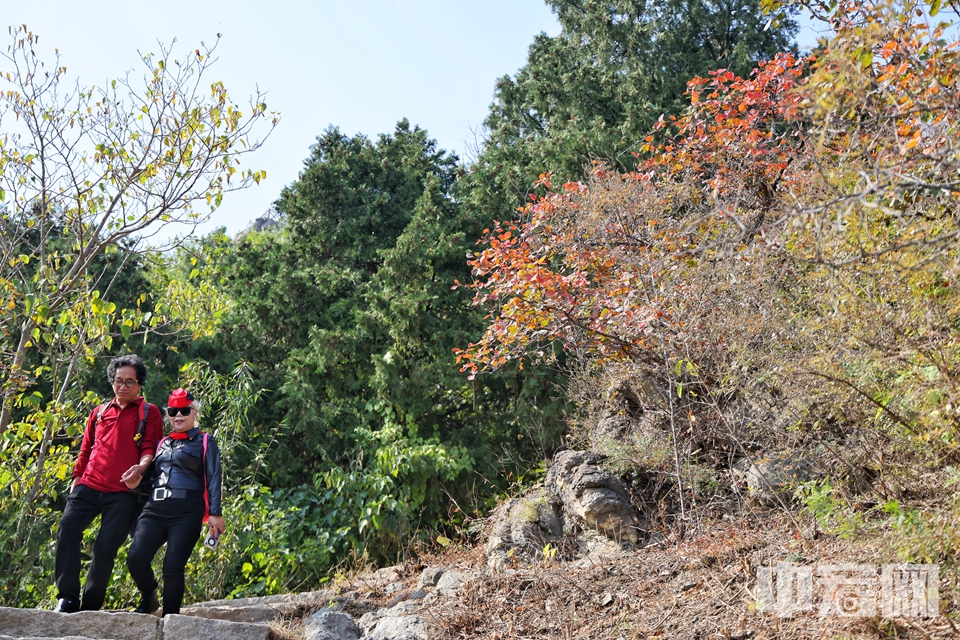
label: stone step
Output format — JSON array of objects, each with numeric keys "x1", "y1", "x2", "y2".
[
  {"x1": 0, "y1": 607, "x2": 274, "y2": 640},
  {"x1": 180, "y1": 589, "x2": 342, "y2": 623},
  {"x1": 186, "y1": 589, "x2": 333, "y2": 608},
  {"x1": 0, "y1": 609, "x2": 156, "y2": 640},
  {"x1": 178, "y1": 604, "x2": 289, "y2": 624},
  {"x1": 0, "y1": 636, "x2": 108, "y2": 640},
  {"x1": 162, "y1": 614, "x2": 273, "y2": 640}
]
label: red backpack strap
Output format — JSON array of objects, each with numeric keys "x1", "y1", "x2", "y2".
[
  {"x1": 90, "y1": 402, "x2": 110, "y2": 444},
  {"x1": 91, "y1": 401, "x2": 148, "y2": 448},
  {"x1": 201, "y1": 433, "x2": 210, "y2": 524}
]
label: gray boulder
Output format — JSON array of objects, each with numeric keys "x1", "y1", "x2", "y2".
[
  {"x1": 304, "y1": 610, "x2": 362, "y2": 640},
  {"x1": 367, "y1": 614, "x2": 429, "y2": 640},
  {"x1": 358, "y1": 610, "x2": 384, "y2": 636},
  {"x1": 435, "y1": 570, "x2": 462, "y2": 597},
  {"x1": 359, "y1": 601, "x2": 421, "y2": 638},
  {"x1": 415, "y1": 567, "x2": 445, "y2": 590}
]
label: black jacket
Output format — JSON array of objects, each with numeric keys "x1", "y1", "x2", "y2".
[{"x1": 152, "y1": 428, "x2": 222, "y2": 516}]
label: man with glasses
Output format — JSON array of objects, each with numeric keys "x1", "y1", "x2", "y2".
[{"x1": 53, "y1": 354, "x2": 163, "y2": 613}]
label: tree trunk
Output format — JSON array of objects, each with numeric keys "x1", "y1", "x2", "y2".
[{"x1": 0, "y1": 319, "x2": 36, "y2": 434}]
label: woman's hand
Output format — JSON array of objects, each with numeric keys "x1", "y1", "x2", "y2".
[
  {"x1": 119, "y1": 465, "x2": 142, "y2": 490},
  {"x1": 207, "y1": 515, "x2": 225, "y2": 538}
]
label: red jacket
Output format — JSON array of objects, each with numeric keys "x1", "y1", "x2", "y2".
[{"x1": 72, "y1": 396, "x2": 163, "y2": 493}]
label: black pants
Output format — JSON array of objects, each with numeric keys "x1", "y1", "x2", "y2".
[
  {"x1": 126, "y1": 495, "x2": 204, "y2": 616},
  {"x1": 54, "y1": 485, "x2": 138, "y2": 610}
]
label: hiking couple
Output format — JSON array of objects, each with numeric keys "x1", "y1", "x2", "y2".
[{"x1": 53, "y1": 354, "x2": 224, "y2": 617}]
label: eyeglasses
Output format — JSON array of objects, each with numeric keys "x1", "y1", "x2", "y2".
[
  {"x1": 113, "y1": 378, "x2": 139, "y2": 388},
  {"x1": 165, "y1": 406, "x2": 194, "y2": 417}
]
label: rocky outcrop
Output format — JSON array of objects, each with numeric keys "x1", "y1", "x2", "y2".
[
  {"x1": 545, "y1": 450, "x2": 642, "y2": 543},
  {"x1": 484, "y1": 489, "x2": 564, "y2": 566},
  {"x1": 583, "y1": 376, "x2": 662, "y2": 451},
  {"x1": 740, "y1": 451, "x2": 818, "y2": 505},
  {"x1": 483, "y1": 450, "x2": 643, "y2": 567}
]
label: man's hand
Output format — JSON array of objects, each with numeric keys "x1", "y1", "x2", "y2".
[{"x1": 120, "y1": 465, "x2": 143, "y2": 489}]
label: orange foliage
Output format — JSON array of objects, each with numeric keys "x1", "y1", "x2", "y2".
[
  {"x1": 459, "y1": 0, "x2": 960, "y2": 458},
  {"x1": 455, "y1": 52, "x2": 810, "y2": 378}
]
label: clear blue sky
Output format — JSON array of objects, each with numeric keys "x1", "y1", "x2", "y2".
[
  {"x1": 3, "y1": 0, "x2": 562, "y2": 237},
  {"x1": 3, "y1": 1, "x2": 817, "y2": 239}
]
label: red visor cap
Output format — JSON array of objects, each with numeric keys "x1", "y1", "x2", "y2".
[{"x1": 167, "y1": 388, "x2": 195, "y2": 408}]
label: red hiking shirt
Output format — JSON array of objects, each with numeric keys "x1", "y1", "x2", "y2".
[{"x1": 72, "y1": 396, "x2": 163, "y2": 493}]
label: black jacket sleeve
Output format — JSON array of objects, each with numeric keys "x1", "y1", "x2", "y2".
[{"x1": 204, "y1": 435, "x2": 223, "y2": 517}]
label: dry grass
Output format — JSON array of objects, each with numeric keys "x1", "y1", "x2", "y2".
[{"x1": 408, "y1": 510, "x2": 958, "y2": 640}]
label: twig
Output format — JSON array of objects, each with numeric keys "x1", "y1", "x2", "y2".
[
  {"x1": 644, "y1": 594, "x2": 681, "y2": 633},
  {"x1": 903, "y1": 618, "x2": 934, "y2": 640},
  {"x1": 800, "y1": 369, "x2": 912, "y2": 430}
]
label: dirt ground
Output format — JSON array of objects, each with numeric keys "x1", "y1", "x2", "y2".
[{"x1": 352, "y1": 511, "x2": 959, "y2": 640}]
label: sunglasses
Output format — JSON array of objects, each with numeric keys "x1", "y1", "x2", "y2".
[{"x1": 165, "y1": 406, "x2": 194, "y2": 417}]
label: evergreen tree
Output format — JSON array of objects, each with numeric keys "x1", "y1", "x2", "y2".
[
  {"x1": 219, "y1": 121, "x2": 564, "y2": 487},
  {"x1": 468, "y1": 0, "x2": 799, "y2": 215}
]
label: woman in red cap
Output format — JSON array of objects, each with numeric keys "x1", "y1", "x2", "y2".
[{"x1": 124, "y1": 388, "x2": 224, "y2": 616}]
